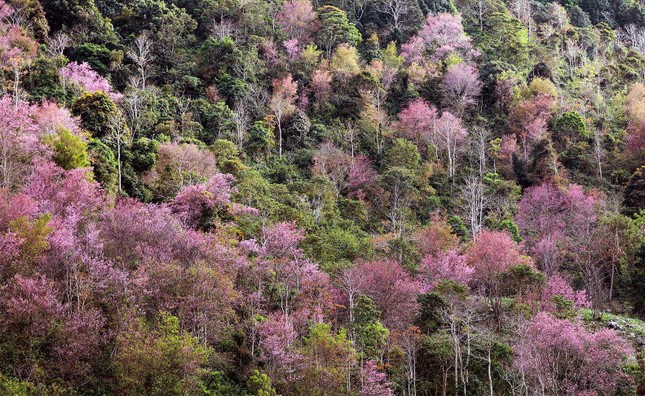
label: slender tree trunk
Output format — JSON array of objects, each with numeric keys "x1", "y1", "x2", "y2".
[
  {"x1": 487, "y1": 347, "x2": 494, "y2": 396},
  {"x1": 117, "y1": 141, "x2": 122, "y2": 193},
  {"x1": 277, "y1": 113, "x2": 283, "y2": 158}
]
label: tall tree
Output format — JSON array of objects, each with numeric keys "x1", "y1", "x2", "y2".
[{"x1": 269, "y1": 74, "x2": 298, "y2": 158}]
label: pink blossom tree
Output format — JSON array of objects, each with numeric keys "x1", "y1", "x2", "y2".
[
  {"x1": 311, "y1": 142, "x2": 352, "y2": 196},
  {"x1": 516, "y1": 183, "x2": 597, "y2": 276},
  {"x1": 277, "y1": 0, "x2": 317, "y2": 39},
  {"x1": 60, "y1": 62, "x2": 122, "y2": 102},
  {"x1": 401, "y1": 13, "x2": 478, "y2": 66},
  {"x1": 311, "y1": 68, "x2": 332, "y2": 105},
  {"x1": 466, "y1": 230, "x2": 532, "y2": 318},
  {"x1": 360, "y1": 360, "x2": 394, "y2": 396},
  {"x1": 420, "y1": 249, "x2": 473, "y2": 290},
  {"x1": 508, "y1": 89, "x2": 557, "y2": 160},
  {"x1": 258, "y1": 313, "x2": 302, "y2": 385},
  {"x1": 248, "y1": 222, "x2": 333, "y2": 321},
  {"x1": 541, "y1": 274, "x2": 590, "y2": 312},
  {"x1": 396, "y1": 98, "x2": 438, "y2": 151},
  {"x1": 0, "y1": 21, "x2": 37, "y2": 103},
  {"x1": 413, "y1": 213, "x2": 459, "y2": 257},
  {"x1": 0, "y1": 96, "x2": 47, "y2": 189},
  {"x1": 352, "y1": 260, "x2": 422, "y2": 328},
  {"x1": 260, "y1": 221, "x2": 306, "y2": 259},
  {"x1": 514, "y1": 313, "x2": 634, "y2": 395},
  {"x1": 32, "y1": 100, "x2": 82, "y2": 136},
  {"x1": 345, "y1": 154, "x2": 378, "y2": 198},
  {"x1": 441, "y1": 63, "x2": 482, "y2": 115},
  {"x1": 0, "y1": 274, "x2": 64, "y2": 379},
  {"x1": 170, "y1": 173, "x2": 258, "y2": 229}
]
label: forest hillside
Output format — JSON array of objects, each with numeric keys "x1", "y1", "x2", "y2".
[{"x1": 0, "y1": 0, "x2": 645, "y2": 394}]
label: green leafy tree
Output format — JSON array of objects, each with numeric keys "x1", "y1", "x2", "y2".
[
  {"x1": 295, "y1": 323, "x2": 356, "y2": 395},
  {"x1": 71, "y1": 91, "x2": 119, "y2": 138},
  {"x1": 88, "y1": 138, "x2": 119, "y2": 194},
  {"x1": 629, "y1": 243, "x2": 645, "y2": 315},
  {"x1": 211, "y1": 139, "x2": 244, "y2": 175},
  {"x1": 68, "y1": 43, "x2": 113, "y2": 76},
  {"x1": 624, "y1": 166, "x2": 645, "y2": 215},
  {"x1": 247, "y1": 120, "x2": 275, "y2": 158},
  {"x1": 353, "y1": 295, "x2": 389, "y2": 361},
  {"x1": 114, "y1": 313, "x2": 211, "y2": 396},
  {"x1": 48, "y1": 128, "x2": 89, "y2": 170},
  {"x1": 42, "y1": 0, "x2": 118, "y2": 44},
  {"x1": 247, "y1": 371, "x2": 279, "y2": 396},
  {"x1": 303, "y1": 225, "x2": 373, "y2": 273},
  {"x1": 316, "y1": 6, "x2": 362, "y2": 57}
]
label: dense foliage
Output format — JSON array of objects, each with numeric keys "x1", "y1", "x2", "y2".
[{"x1": 0, "y1": 0, "x2": 644, "y2": 394}]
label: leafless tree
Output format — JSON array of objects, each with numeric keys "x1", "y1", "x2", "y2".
[
  {"x1": 469, "y1": 127, "x2": 490, "y2": 177},
  {"x1": 473, "y1": 327, "x2": 498, "y2": 396},
  {"x1": 176, "y1": 97, "x2": 195, "y2": 139},
  {"x1": 592, "y1": 128, "x2": 604, "y2": 178},
  {"x1": 395, "y1": 328, "x2": 423, "y2": 396},
  {"x1": 128, "y1": 32, "x2": 155, "y2": 90},
  {"x1": 623, "y1": 24, "x2": 645, "y2": 55},
  {"x1": 337, "y1": 267, "x2": 368, "y2": 338},
  {"x1": 45, "y1": 32, "x2": 71, "y2": 57},
  {"x1": 344, "y1": 121, "x2": 359, "y2": 158},
  {"x1": 563, "y1": 39, "x2": 584, "y2": 78},
  {"x1": 121, "y1": 89, "x2": 146, "y2": 144},
  {"x1": 456, "y1": 0, "x2": 490, "y2": 31},
  {"x1": 209, "y1": 16, "x2": 237, "y2": 41},
  {"x1": 438, "y1": 297, "x2": 482, "y2": 396},
  {"x1": 460, "y1": 175, "x2": 487, "y2": 237},
  {"x1": 107, "y1": 113, "x2": 130, "y2": 194},
  {"x1": 376, "y1": 0, "x2": 414, "y2": 35},
  {"x1": 233, "y1": 99, "x2": 251, "y2": 149},
  {"x1": 511, "y1": 0, "x2": 534, "y2": 39},
  {"x1": 547, "y1": 3, "x2": 568, "y2": 31}
]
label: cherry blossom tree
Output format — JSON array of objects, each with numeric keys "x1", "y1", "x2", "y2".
[
  {"x1": 420, "y1": 249, "x2": 473, "y2": 290},
  {"x1": 441, "y1": 63, "x2": 482, "y2": 115},
  {"x1": 514, "y1": 313, "x2": 634, "y2": 396},
  {"x1": 413, "y1": 213, "x2": 459, "y2": 257},
  {"x1": 144, "y1": 142, "x2": 218, "y2": 200},
  {"x1": 0, "y1": 274, "x2": 64, "y2": 379},
  {"x1": 541, "y1": 274, "x2": 590, "y2": 312},
  {"x1": 276, "y1": 0, "x2": 317, "y2": 42},
  {"x1": 352, "y1": 260, "x2": 422, "y2": 328},
  {"x1": 32, "y1": 100, "x2": 81, "y2": 136},
  {"x1": 0, "y1": 22, "x2": 37, "y2": 103},
  {"x1": 311, "y1": 67, "x2": 332, "y2": 106},
  {"x1": 360, "y1": 360, "x2": 394, "y2": 396},
  {"x1": 0, "y1": 96, "x2": 46, "y2": 190},
  {"x1": 258, "y1": 313, "x2": 302, "y2": 385},
  {"x1": 516, "y1": 183, "x2": 597, "y2": 276},
  {"x1": 397, "y1": 98, "x2": 438, "y2": 150},
  {"x1": 466, "y1": 230, "x2": 532, "y2": 318},
  {"x1": 345, "y1": 155, "x2": 378, "y2": 198},
  {"x1": 60, "y1": 62, "x2": 121, "y2": 101},
  {"x1": 311, "y1": 142, "x2": 352, "y2": 196},
  {"x1": 171, "y1": 173, "x2": 258, "y2": 229},
  {"x1": 624, "y1": 84, "x2": 645, "y2": 159},
  {"x1": 401, "y1": 13, "x2": 478, "y2": 66},
  {"x1": 508, "y1": 79, "x2": 557, "y2": 160}
]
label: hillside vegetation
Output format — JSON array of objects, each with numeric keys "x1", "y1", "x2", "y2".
[{"x1": 0, "y1": 0, "x2": 645, "y2": 394}]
